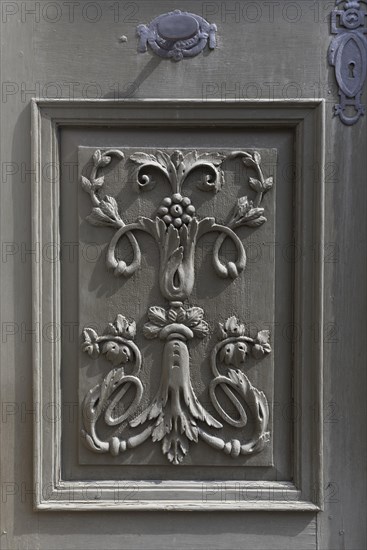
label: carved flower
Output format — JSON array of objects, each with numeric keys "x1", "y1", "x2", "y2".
[
  {"x1": 251, "y1": 330, "x2": 271, "y2": 359},
  {"x1": 157, "y1": 194, "x2": 196, "y2": 228},
  {"x1": 101, "y1": 341, "x2": 132, "y2": 366},
  {"x1": 143, "y1": 306, "x2": 168, "y2": 339},
  {"x1": 82, "y1": 328, "x2": 99, "y2": 358},
  {"x1": 99, "y1": 196, "x2": 120, "y2": 219},
  {"x1": 238, "y1": 196, "x2": 253, "y2": 215},
  {"x1": 219, "y1": 316, "x2": 246, "y2": 338},
  {"x1": 231, "y1": 196, "x2": 266, "y2": 228},
  {"x1": 104, "y1": 314, "x2": 136, "y2": 340},
  {"x1": 86, "y1": 196, "x2": 122, "y2": 227}
]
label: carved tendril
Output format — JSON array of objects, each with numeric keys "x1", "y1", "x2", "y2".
[
  {"x1": 82, "y1": 149, "x2": 274, "y2": 284},
  {"x1": 81, "y1": 149, "x2": 125, "y2": 212},
  {"x1": 80, "y1": 149, "x2": 142, "y2": 276},
  {"x1": 198, "y1": 316, "x2": 271, "y2": 456},
  {"x1": 81, "y1": 315, "x2": 151, "y2": 455},
  {"x1": 211, "y1": 151, "x2": 274, "y2": 278}
]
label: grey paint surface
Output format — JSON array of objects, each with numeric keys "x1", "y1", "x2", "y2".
[
  {"x1": 76, "y1": 145, "x2": 276, "y2": 470},
  {"x1": 0, "y1": 1, "x2": 366, "y2": 549},
  {"x1": 32, "y1": 99, "x2": 323, "y2": 512}
]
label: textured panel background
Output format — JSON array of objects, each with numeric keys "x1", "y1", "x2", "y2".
[
  {"x1": 0, "y1": 1, "x2": 365, "y2": 549},
  {"x1": 77, "y1": 146, "x2": 276, "y2": 468}
]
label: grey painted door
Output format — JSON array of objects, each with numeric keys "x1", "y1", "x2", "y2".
[{"x1": 0, "y1": 1, "x2": 366, "y2": 549}]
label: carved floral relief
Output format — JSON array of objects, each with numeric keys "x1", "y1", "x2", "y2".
[{"x1": 80, "y1": 148, "x2": 275, "y2": 465}]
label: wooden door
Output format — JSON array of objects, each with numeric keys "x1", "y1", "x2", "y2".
[{"x1": 1, "y1": 1, "x2": 366, "y2": 549}]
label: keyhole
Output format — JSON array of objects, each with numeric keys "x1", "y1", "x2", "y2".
[{"x1": 348, "y1": 61, "x2": 356, "y2": 78}]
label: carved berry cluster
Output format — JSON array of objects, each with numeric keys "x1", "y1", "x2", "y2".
[{"x1": 157, "y1": 194, "x2": 196, "y2": 228}]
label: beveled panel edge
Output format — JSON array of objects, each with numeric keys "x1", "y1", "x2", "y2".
[
  {"x1": 40, "y1": 481, "x2": 318, "y2": 512},
  {"x1": 31, "y1": 98, "x2": 325, "y2": 511}
]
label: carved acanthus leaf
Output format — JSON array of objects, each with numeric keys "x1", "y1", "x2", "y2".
[
  {"x1": 191, "y1": 321, "x2": 210, "y2": 338},
  {"x1": 129, "y1": 150, "x2": 225, "y2": 194},
  {"x1": 147, "y1": 306, "x2": 167, "y2": 326},
  {"x1": 143, "y1": 322, "x2": 162, "y2": 339},
  {"x1": 143, "y1": 304, "x2": 209, "y2": 340},
  {"x1": 230, "y1": 196, "x2": 266, "y2": 228},
  {"x1": 185, "y1": 306, "x2": 204, "y2": 326},
  {"x1": 129, "y1": 152, "x2": 159, "y2": 164}
]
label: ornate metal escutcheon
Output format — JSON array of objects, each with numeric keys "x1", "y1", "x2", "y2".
[
  {"x1": 137, "y1": 10, "x2": 217, "y2": 61},
  {"x1": 329, "y1": 0, "x2": 367, "y2": 125},
  {"x1": 80, "y1": 148, "x2": 275, "y2": 465}
]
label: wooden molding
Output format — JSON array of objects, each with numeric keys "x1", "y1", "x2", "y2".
[{"x1": 32, "y1": 99, "x2": 325, "y2": 511}]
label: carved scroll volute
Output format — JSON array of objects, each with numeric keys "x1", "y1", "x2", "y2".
[{"x1": 80, "y1": 148, "x2": 275, "y2": 464}]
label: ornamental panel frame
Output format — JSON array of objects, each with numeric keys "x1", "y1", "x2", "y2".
[{"x1": 32, "y1": 99, "x2": 325, "y2": 511}]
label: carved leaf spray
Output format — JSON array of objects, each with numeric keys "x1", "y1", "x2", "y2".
[{"x1": 80, "y1": 148, "x2": 274, "y2": 464}]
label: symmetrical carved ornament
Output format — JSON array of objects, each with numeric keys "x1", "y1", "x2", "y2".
[
  {"x1": 137, "y1": 10, "x2": 217, "y2": 61},
  {"x1": 329, "y1": 0, "x2": 367, "y2": 125},
  {"x1": 80, "y1": 148, "x2": 274, "y2": 465}
]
